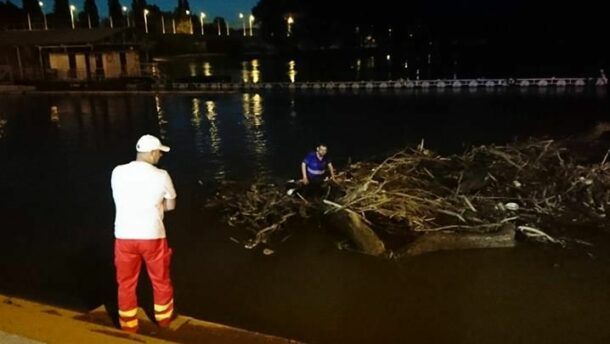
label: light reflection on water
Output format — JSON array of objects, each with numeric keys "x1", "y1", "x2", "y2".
[
  {"x1": 241, "y1": 59, "x2": 261, "y2": 83},
  {"x1": 242, "y1": 93, "x2": 268, "y2": 178},
  {"x1": 1, "y1": 91, "x2": 610, "y2": 344},
  {"x1": 205, "y1": 100, "x2": 221, "y2": 156},
  {"x1": 155, "y1": 94, "x2": 168, "y2": 139},
  {"x1": 191, "y1": 97, "x2": 205, "y2": 156},
  {"x1": 288, "y1": 60, "x2": 297, "y2": 83},
  {"x1": 159, "y1": 54, "x2": 423, "y2": 83},
  {"x1": 0, "y1": 90, "x2": 608, "y2": 187},
  {"x1": 159, "y1": 55, "x2": 402, "y2": 82},
  {"x1": 0, "y1": 112, "x2": 7, "y2": 140},
  {"x1": 187, "y1": 97, "x2": 227, "y2": 180},
  {"x1": 203, "y1": 62, "x2": 213, "y2": 77}
]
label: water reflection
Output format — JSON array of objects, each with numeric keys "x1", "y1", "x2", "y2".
[
  {"x1": 50, "y1": 106, "x2": 60, "y2": 123},
  {"x1": 241, "y1": 59, "x2": 261, "y2": 84},
  {"x1": 289, "y1": 98, "x2": 297, "y2": 118},
  {"x1": 0, "y1": 113, "x2": 6, "y2": 140},
  {"x1": 155, "y1": 95, "x2": 168, "y2": 139},
  {"x1": 49, "y1": 97, "x2": 105, "y2": 149},
  {"x1": 191, "y1": 98, "x2": 202, "y2": 127},
  {"x1": 165, "y1": 56, "x2": 408, "y2": 83},
  {"x1": 2, "y1": 91, "x2": 604, "y2": 185},
  {"x1": 241, "y1": 93, "x2": 268, "y2": 177},
  {"x1": 161, "y1": 54, "x2": 573, "y2": 83},
  {"x1": 188, "y1": 97, "x2": 226, "y2": 180},
  {"x1": 240, "y1": 62, "x2": 248, "y2": 83},
  {"x1": 0, "y1": 95, "x2": 161, "y2": 154},
  {"x1": 191, "y1": 97, "x2": 207, "y2": 155},
  {"x1": 205, "y1": 100, "x2": 222, "y2": 156},
  {"x1": 355, "y1": 59, "x2": 362, "y2": 79},
  {"x1": 288, "y1": 60, "x2": 297, "y2": 83},
  {"x1": 203, "y1": 62, "x2": 213, "y2": 77},
  {"x1": 252, "y1": 60, "x2": 260, "y2": 83}
]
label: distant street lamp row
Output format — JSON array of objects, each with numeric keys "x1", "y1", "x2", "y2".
[
  {"x1": 29, "y1": 3, "x2": 258, "y2": 36},
  {"x1": 239, "y1": 13, "x2": 255, "y2": 37},
  {"x1": 26, "y1": 5, "x2": 300, "y2": 38},
  {"x1": 138, "y1": 8, "x2": 254, "y2": 36}
]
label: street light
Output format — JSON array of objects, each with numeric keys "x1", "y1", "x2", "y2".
[
  {"x1": 248, "y1": 14, "x2": 254, "y2": 36},
  {"x1": 287, "y1": 16, "x2": 294, "y2": 37},
  {"x1": 122, "y1": 6, "x2": 130, "y2": 27},
  {"x1": 39, "y1": 1, "x2": 47, "y2": 30},
  {"x1": 186, "y1": 10, "x2": 193, "y2": 34},
  {"x1": 69, "y1": 5, "x2": 76, "y2": 29},
  {"x1": 239, "y1": 13, "x2": 245, "y2": 37},
  {"x1": 143, "y1": 8, "x2": 149, "y2": 33},
  {"x1": 199, "y1": 12, "x2": 206, "y2": 35}
]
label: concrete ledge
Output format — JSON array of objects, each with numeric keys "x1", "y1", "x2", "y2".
[
  {"x1": 0, "y1": 85, "x2": 36, "y2": 93},
  {"x1": 1, "y1": 295, "x2": 300, "y2": 344}
]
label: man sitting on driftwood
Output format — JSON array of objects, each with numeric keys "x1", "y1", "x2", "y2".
[{"x1": 301, "y1": 144, "x2": 336, "y2": 198}]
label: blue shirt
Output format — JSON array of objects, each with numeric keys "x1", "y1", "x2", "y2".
[{"x1": 303, "y1": 151, "x2": 330, "y2": 179}]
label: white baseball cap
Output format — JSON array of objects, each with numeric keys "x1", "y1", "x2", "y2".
[{"x1": 136, "y1": 134, "x2": 170, "y2": 153}]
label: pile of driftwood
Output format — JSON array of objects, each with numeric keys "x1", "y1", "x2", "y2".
[
  {"x1": 210, "y1": 139, "x2": 610, "y2": 256},
  {"x1": 214, "y1": 181, "x2": 312, "y2": 250}
]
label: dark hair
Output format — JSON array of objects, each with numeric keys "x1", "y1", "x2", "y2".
[{"x1": 316, "y1": 143, "x2": 327, "y2": 148}]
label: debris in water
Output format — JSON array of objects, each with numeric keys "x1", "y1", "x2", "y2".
[{"x1": 208, "y1": 138, "x2": 610, "y2": 256}]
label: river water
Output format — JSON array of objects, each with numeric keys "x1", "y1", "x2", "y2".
[{"x1": 1, "y1": 88, "x2": 609, "y2": 343}]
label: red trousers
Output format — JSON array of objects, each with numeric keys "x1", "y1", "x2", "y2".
[{"x1": 114, "y1": 238, "x2": 174, "y2": 332}]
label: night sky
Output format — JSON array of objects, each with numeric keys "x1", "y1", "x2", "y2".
[{"x1": 64, "y1": 0, "x2": 258, "y2": 25}]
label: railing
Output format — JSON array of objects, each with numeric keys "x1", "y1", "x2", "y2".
[{"x1": 162, "y1": 77, "x2": 608, "y2": 92}]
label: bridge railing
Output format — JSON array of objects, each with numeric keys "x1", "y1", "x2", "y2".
[{"x1": 161, "y1": 77, "x2": 606, "y2": 92}]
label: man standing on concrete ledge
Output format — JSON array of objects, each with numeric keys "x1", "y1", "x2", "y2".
[{"x1": 111, "y1": 134, "x2": 177, "y2": 332}]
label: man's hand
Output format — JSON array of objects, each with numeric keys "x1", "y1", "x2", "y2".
[
  {"x1": 301, "y1": 162, "x2": 309, "y2": 186},
  {"x1": 164, "y1": 198, "x2": 176, "y2": 212},
  {"x1": 328, "y1": 163, "x2": 337, "y2": 184}
]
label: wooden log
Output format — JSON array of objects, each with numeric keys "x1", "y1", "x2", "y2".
[
  {"x1": 325, "y1": 202, "x2": 386, "y2": 256},
  {"x1": 402, "y1": 223, "x2": 516, "y2": 256}
]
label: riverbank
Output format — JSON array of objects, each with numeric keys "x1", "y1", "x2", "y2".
[{"x1": 0, "y1": 294, "x2": 298, "y2": 344}]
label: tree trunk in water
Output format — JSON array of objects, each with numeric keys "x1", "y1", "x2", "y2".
[
  {"x1": 329, "y1": 208, "x2": 386, "y2": 256},
  {"x1": 402, "y1": 223, "x2": 516, "y2": 256}
]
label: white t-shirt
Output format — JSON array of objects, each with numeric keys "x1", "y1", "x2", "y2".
[{"x1": 111, "y1": 161, "x2": 177, "y2": 239}]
